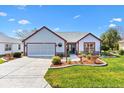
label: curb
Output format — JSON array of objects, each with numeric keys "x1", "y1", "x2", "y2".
[{"x1": 50, "y1": 62, "x2": 107, "y2": 69}]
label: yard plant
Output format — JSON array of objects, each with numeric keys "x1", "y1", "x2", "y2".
[
  {"x1": 67, "y1": 58, "x2": 71, "y2": 64},
  {"x1": 0, "y1": 59, "x2": 5, "y2": 64},
  {"x1": 52, "y1": 56, "x2": 61, "y2": 65},
  {"x1": 119, "y1": 49, "x2": 124, "y2": 55},
  {"x1": 45, "y1": 56, "x2": 124, "y2": 88},
  {"x1": 100, "y1": 28, "x2": 121, "y2": 51},
  {"x1": 13, "y1": 52, "x2": 22, "y2": 58}
]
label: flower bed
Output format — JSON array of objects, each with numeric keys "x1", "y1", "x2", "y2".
[
  {"x1": 0, "y1": 52, "x2": 22, "y2": 64},
  {"x1": 50, "y1": 55, "x2": 107, "y2": 69}
]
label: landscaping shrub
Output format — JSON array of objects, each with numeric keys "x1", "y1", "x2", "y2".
[
  {"x1": 118, "y1": 50, "x2": 124, "y2": 55},
  {"x1": 0, "y1": 59, "x2": 5, "y2": 64},
  {"x1": 88, "y1": 51, "x2": 94, "y2": 55},
  {"x1": 86, "y1": 54, "x2": 92, "y2": 60},
  {"x1": 0, "y1": 55, "x2": 5, "y2": 58},
  {"x1": 67, "y1": 58, "x2": 71, "y2": 64},
  {"x1": 13, "y1": 52, "x2": 22, "y2": 58},
  {"x1": 56, "y1": 53, "x2": 64, "y2": 58},
  {"x1": 52, "y1": 56, "x2": 61, "y2": 65},
  {"x1": 82, "y1": 54, "x2": 86, "y2": 57},
  {"x1": 78, "y1": 51, "x2": 83, "y2": 55},
  {"x1": 101, "y1": 51, "x2": 110, "y2": 56},
  {"x1": 101, "y1": 45, "x2": 110, "y2": 51}
]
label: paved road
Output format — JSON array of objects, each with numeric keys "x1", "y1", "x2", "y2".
[{"x1": 0, "y1": 57, "x2": 51, "y2": 88}]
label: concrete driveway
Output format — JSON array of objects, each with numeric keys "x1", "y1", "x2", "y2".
[{"x1": 0, "y1": 57, "x2": 51, "y2": 88}]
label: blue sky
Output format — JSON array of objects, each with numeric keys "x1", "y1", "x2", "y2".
[{"x1": 0, "y1": 5, "x2": 124, "y2": 38}]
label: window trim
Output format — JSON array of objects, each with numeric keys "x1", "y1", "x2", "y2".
[
  {"x1": 18, "y1": 44, "x2": 21, "y2": 50},
  {"x1": 5, "y1": 44, "x2": 12, "y2": 51},
  {"x1": 84, "y1": 42, "x2": 95, "y2": 52}
]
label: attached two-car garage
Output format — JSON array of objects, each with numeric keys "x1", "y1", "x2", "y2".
[
  {"x1": 27, "y1": 43, "x2": 56, "y2": 57},
  {"x1": 23, "y1": 26, "x2": 66, "y2": 57}
]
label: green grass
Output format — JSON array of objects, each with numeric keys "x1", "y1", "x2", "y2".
[
  {"x1": 45, "y1": 56, "x2": 124, "y2": 88},
  {"x1": 0, "y1": 59, "x2": 5, "y2": 64},
  {"x1": 0, "y1": 55, "x2": 4, "y2": 58}
]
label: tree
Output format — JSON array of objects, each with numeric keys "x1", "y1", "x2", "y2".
[
  {"x1": 15, "y1": 28, "x2": 37, "y2": 39},
  {"x1": 100, "y1": 28, "x2": 121, "y2": 51},
  {"x1": 114, "y1": 26, "x2": 124, "y2": 40},
  {"x1": 15, "y1": 30, "x2": 29, "y2": 39}
]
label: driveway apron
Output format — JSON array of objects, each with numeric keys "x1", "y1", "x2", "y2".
[{"x1": 0, "y1": 57, "x2": 51, "y2": 88}]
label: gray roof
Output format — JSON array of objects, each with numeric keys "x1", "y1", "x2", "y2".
[
  {"x1": 23, "y1": 26, "x2": 100, "y2": 42},
  {"x1": 56, "y1": 32, "x2": 89, "y2": 42},
  {"x1": 0, "y1": 32, "x2": 22, "y2": 43}
]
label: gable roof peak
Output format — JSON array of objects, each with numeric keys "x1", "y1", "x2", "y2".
[{"x1": 22, "y1": 26, "x2": 67, "y2": 42}]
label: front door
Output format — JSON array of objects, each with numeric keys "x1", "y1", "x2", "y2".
[
  {"x1": 67, "y1": 43, "x2": 76, "y2": 54},
  {"x1": 84, "y1": 42, "x2": 95, "y2": 53}
]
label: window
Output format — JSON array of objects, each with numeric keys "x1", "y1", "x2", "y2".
[
  {"x1": 84, "y1": 42, "x2": 95, "y2": 53},
  {"x1": 18, "y1": 44, "x2": 21, "y2": 50},
  {"x1": 5, "y1": 44, "x2": 12, "y2": 51}
]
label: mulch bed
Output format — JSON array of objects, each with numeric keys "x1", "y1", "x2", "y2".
[
  {"x1": 51, "y1": 61, "x2": 81, "y2": 67},
  {"x1": 51, "y1": 58, "x2": 106, "y2": 68}
]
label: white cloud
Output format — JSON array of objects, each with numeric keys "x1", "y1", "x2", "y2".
[
  {"x1": 18, "y1": 19, "x2": 30, "y2": 25},
  {"x1": 73, "y1": 15, "x2": 81, "y2": 19},
  {"x1": 16, "y1": 5, "x2": 26, "y2": 10},
  {"x1": 54, "y1": 27, "x2": 60, "y2": 31},
  {"x1": 110, "y1": 18, "x2": 123, "y2": 22},
  {"x1": 13, "y1": 29, "x2": 23, "y2": 33},
  {"x1": 0, "y1": 12, "x2": 7, "y2": 16},
  {"x1": 109, "y1": 24, "x2": 117, "y2": 28},
  {"x1": 8, "y1": 18, "x2": 15, "y2": 22}
]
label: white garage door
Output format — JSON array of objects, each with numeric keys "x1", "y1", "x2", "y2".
[{"x1": 27, "y1": 43, "x2": 55, "y2": 56}]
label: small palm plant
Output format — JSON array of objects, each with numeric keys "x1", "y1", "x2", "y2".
[{"x1": 67, "y1": 58, "x2": 71, "y2": 64}]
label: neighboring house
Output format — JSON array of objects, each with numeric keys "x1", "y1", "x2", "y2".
[
  {"x1": 0, "y1": 32, "x2": 23, "y2": 55},
  {"x1": 119, "y1": 40, "x2": 124, "y2": 50},
  {"x1": 22, "y1": 26, "x2": 101, "y2": 57}
]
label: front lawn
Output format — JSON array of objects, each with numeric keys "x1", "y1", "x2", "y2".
[
  {"x1": 45, "y1": 56, "x2": 124, "y2": 88},
  {"x1": 0, "y1": 59, "x2": 5, "y2": 64}
]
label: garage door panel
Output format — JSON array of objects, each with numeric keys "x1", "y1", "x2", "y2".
[{"x1": 27, "y1": 44, "x2": 55, "y2": 56}]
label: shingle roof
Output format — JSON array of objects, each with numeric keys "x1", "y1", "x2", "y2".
[
  {"x1": 23, "y1": 26, "x2": 100, "y2": 42},
  {"x1": 56, "y1": 32, "x2": 89, "y2": 42},
  {"x1": 0, "y1": 32, "x2": 22, "y2": 43}
]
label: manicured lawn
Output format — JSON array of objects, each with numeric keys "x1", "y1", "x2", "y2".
[
  {"x1": 0, "y1": 55, "x2": 4, "y2": 58},
  {"x1": 45, "y1": 56, "x2": 124, "y2": 88},
  {"x1": 0, "y1": 59, "x2": 5, "y2": 64}
]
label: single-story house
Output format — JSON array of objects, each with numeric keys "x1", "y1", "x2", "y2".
[
  {"x1": 22, "y1": 26, "x2": 101, "y2": 57},
  {"x1": 119, "y1": 40, "x2": 124, "y2": 50},
  {"x1": 0, "y1": 32, "x2": 23, "y2": 55}
]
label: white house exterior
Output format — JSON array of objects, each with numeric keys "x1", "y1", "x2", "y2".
[
  {"x1": 0, "y1": 33, "x2": 23, "y2": 55},
  {"x1": 23, "y1": 26, "x2": 101, "y2": 57},
  {"x1": 23, "y1": 27, "x2": 66, "y2": 56},
  {"x1": 78, "y1": 34, "x2": 101, "y2": 53},
  {"x1": 119, "y1": 40, "x2": 124, "y2": 50}
]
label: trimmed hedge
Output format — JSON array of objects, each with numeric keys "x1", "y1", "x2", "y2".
[
  {"x1": 13, "y1": 52, "x2": 22, "y2": 58},
  {"x1": 119, "y1": 50, "x2": 124, "y2": 55},
  {"x1": 56, "y1": 53, "x2": 64, "y2": 58},
  {"x1": 52, "y1": 56, "x2": 61, "y2": 65}
]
